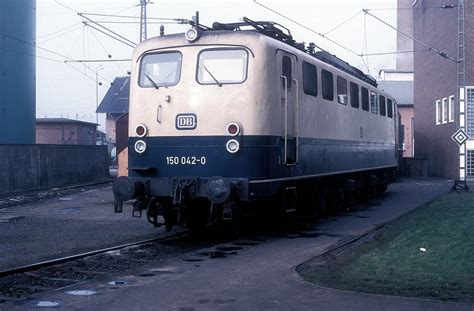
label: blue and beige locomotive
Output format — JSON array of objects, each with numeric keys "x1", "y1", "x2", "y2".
[{"x1": 113, "y1": 17, "x2": 399, "y2": 231}]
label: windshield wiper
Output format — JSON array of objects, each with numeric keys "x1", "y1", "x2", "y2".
[
  {"x1": 145, "y1": 73, "x2": 159, "y2": 89},
  {"x1": 159, "y1": 69, "x2": 176, "y2": 88},
  {"x1": 202, "y1": 66, "x2": 222, "y2": 87}
]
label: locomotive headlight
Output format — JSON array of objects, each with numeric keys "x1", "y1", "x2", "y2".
[
  {"x1": 185, "y1": 28, "x2": 199, "y2": 42},
  {"x1": 226, "y1": 139, "x2": 240, "y2": 154},
  {"x1": 134, "y1": 140, "x2": 147, "y2": 154},
  {"x1": 226, "y1": 122, "x2": 241, "y2": 136},
  {"x1": 135, "y1": 124, "x2": 147, "y2": 137}
]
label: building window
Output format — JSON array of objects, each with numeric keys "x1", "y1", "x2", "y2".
[
  {"x1": 467, "y1": 150, "x2": 474, "y2": 178},
  {"x1": 442, "y1": 97, "x2": 448, "y2": 124},
  {"x1": 361, "y1": 87, "x2": 369, "y2": 111},
  {"x1": 467, "y1": 88, "x2": 474, "y2": 136},
  {"x1": 302, "y1": 61, "x2": 317, "y2": 97},
  {"x1": 448, "y1": 95, "x2": 454, "y2": 122},
  {"x1": 322, "y1": 69, "x2": 334, "y2": 101},
  {"x1": 350, "y1": 82, "x2": 359, "y2": 108},
  {"x1": 436, "y1": 100, "x2": 441, "y2": 125},
  {"x1": 370, "y1": 91, "x2": 378, "y2": 114}
]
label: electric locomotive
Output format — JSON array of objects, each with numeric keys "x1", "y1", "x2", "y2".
[{"x1": 113, "y1": 16, "x2": 399, "y2": 231}]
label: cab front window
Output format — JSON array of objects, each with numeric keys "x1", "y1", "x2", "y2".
[
  {"x1": 139, "y1": 51, "x2": 182, "y2": 88},
  {"x1": 197, "y1": 49, "x2": 248, "y2": 85}
]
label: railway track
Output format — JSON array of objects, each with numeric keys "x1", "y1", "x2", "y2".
[
  {"x1": 0, "y1": 221, "x2": 338, "y2": 304},
  {"x1": 0, "y1": 232, "x2": 187, "y2": 278},
  {"x1": 0, "y1": 231, "x2": 198, "y2": 303},
  {"x1": 0, "y1": 180, "x2": 113, "y2": 209}
]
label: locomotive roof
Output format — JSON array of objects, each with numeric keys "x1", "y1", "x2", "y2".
[
  {"x1": 136, "y1": 17, "x2": 378, "y2": 88},
  {"x1": 210, "y1": 18, "x2": 378, "y2": 87}
]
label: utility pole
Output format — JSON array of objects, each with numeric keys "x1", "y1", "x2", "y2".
[{"x1": 139, "y1": 0, "x2": 151, "y2": 42}]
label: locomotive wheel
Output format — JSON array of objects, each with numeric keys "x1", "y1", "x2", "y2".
[
  {"x1": 377, "y1": 183, "x2": 389, "y2": 194},
  {"x1": 270, "y1": 187, "x2": 297, "y2": 229},
  {"x1": 318, "y1": 187, "x2": 344, "y2": 217},
  {"x1": 146, "y1": 198, "x2": 162, "y2": 228},
  {"x1": 162, "y1": 205, "x2": 176, "y2": 232},
  {"x1": 315, "y1": 187, "x2": 329, "y2": 217},
  {"x1": 185, "y1": 202, "x2": 209, "y2": 235},
  {"x1": 114, "y1": 198, "x2": 123, "y2": 213},
  {"x1": 296, "y1": 184, "x2": 314, "y2": 219},
  {"x1": 227, "y1": 203, "x2": 241, "y2": 238}
]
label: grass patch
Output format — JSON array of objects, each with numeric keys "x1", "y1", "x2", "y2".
[{"x1": 298, "y1": 191, "x2": 474, "y2": 302}]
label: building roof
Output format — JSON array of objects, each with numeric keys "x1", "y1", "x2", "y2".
[
  {"x1": 378, "y1": 80, "x2": 414, "y2": 106},
  {"x1": 378, "y1": 69, "x2": 413, "y2": 75},
  {"x1": 96, "y1": 76, "x2": 130, "y2": 114},
  {"x1": 36, "y1": 118, "x2": 98, "y2": 126}
]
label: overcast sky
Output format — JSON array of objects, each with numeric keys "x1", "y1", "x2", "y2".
[{"x1": 36, "y1": 0, "x2": 397, "y2": 130}]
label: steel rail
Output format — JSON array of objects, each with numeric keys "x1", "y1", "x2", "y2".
[{"x1": 0, "y1": 231, "x2": 188, "y2": 277}]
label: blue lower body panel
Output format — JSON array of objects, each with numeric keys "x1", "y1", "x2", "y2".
[{"x1": 128, "y1": 135, "x2": 397, "y2": 200}]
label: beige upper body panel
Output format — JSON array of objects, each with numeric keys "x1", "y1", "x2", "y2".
[{"x1": 129, "y1": 30, "x2": 396, "y2": 144}]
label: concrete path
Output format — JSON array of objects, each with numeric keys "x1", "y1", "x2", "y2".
[{"x1": 4, "y1": 177, "x2": 473, "y2": 310}]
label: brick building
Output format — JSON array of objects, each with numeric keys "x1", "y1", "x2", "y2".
[
  {"x1": 36, "y1": 118, "x2": 97, "y2": 145},
  {"x1": 413, "y1": 0, "x2": 471, "y2": 179}
]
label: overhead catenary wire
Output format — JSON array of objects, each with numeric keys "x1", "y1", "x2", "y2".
[
  {"x1": 0, "y1": 48, "x2": 64, "y2": 63},
  {"x1": 253, "y1": 0, "x2": 361, "y2": 57},
  {"x1": 323, "y1": 10, "x2": 363, "y2": 36},
  {"x1": 54, "y1": 0, "x2": 138, "y2": 49},
  {"x1": 360, "y1": 49, "x2": 431, "y2": 56},
  {"x1": 79, "y1": 13, "x2": 137, "y2": 47},
  {"x1": 38, "y1": 25, "x2": 84, "y2": 44},
  {"x1": 94, "y1": 21, "x2": 185, "y2": 25},
  {"x1": 363, "y1": 9, "x2": 458, "y2": 63},
  {"x1": 362, "y1": 13, "x2": 370, "y2": 74},
  {"x1": 64, "y1": 59, "x2": 131, "y2": 63},
  {"x1": 79, "y1": 12, "x2": 187, "y2": 22},
  {"x1": 88, "y1": 28, "x2": 129, "y2": 75},
  {"x1": 3, "y1": 33, "x2": 112, "y2": 83},
  {"x1": 1, "y1": 32, "x2": 76, "y2": 63},
  {"x1": 82, "y1": 22, "x2": 135, "y2": 48},
  {"x1": 37, "y1": 3, "x2": 142, "y2": 43},
  {"x1": 363, "y1": 4, "x2": 457, "y2": 11},
  {"x1": 37, "y1": 22, "x2": 82, "y2": 40}
]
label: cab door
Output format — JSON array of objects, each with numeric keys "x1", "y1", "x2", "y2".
[{"x1": 278, "y1": 51, "x2": 299, "y2": 165}]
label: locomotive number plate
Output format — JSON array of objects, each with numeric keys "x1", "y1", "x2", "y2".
[{"x1": 166, "y1": 156, "x2": 207, "y2": 165}]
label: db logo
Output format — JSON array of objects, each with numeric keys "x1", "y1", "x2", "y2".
[{"x1": 176, "y1": 113, "x2": 197, "y2": 130}]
